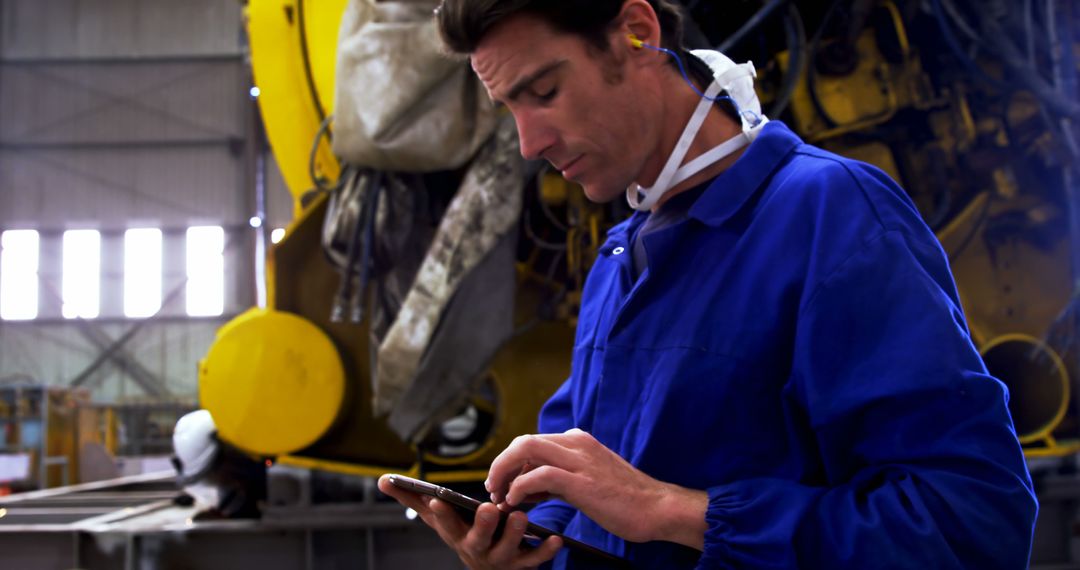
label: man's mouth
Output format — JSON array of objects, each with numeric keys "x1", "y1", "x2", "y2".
[{"x1": 557, "y1": 155, "x2": 584, "y2": 178}]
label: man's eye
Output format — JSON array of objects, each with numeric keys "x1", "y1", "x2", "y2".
[{"x1": 536, "y1": 87, "x2": 558, "y2": 102}]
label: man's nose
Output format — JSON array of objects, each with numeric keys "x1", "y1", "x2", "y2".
[{"x1": 513, "y1": 111, "x2": 556, "y2": 161}]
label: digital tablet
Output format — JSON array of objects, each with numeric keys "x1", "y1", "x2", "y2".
[{"x1": 386, "y1": 474, "x2": 630, "y2": 566}]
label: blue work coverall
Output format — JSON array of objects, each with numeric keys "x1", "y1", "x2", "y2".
[{"x1": 530, "y1": 121, "x2": 1037, "y2": 569}]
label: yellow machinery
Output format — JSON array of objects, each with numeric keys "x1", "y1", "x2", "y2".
[
  {"x1": 771, "y1": 1, "x2": 1080, "y2": 456},
  {"x1": 0, "y1": 384, "x2": 124, "y2": 490},
  {"x1": 203, "y1": 0, "x2": 578, "y2": 481},
  {"x1": 202, "y1": 0, "x2": 1080, "y2": 483}
]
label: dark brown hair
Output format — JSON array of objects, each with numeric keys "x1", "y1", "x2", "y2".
[
  {"x1": 436, "y1": 0, "x2": 686, "y2": 55},
  {"x1": 436, "y1": 0, "x2": 738, "y2": 120}
]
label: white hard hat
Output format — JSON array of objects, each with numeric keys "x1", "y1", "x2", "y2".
[{"x1": 172, "y1": 409, "x2": 219, "y2": 484}]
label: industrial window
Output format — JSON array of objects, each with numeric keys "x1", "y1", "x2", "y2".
[
  {"x1": 0, "y1": 230, "x2": 40, "y2": 321},
  {"x1": 186, "y1": 226, "x2": 224, "y2": 317},
  {"x1": 62, "y1": 230, "x2": 101, "y2": 319},
  {"x1": 124, "y1": 228, "x2": 163, "y2": 318}
]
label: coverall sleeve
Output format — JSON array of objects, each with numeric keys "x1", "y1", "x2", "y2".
[
  {"x1": 696, "y1": 230, "x2": 1037, "y2": 569},
  {"x1": 526, "y1": 378, "x2": 578, "y2": 533}
]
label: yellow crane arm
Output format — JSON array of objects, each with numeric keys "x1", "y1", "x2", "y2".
[{"x1": 247, "y1": 0, "x2": 345, "y2": 210}]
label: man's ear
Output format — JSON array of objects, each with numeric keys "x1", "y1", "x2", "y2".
[{"x1": 619, "y1": 0, "x2": 663, "y2": 52}]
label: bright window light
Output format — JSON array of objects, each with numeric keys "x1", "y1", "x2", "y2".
[
  {"x1": 62, "y1": 230, "x2": 101, "y2": 319},
  {"x1": 0, "y1": 230, "x2": 39, "y2": 321},
  {"x1": 186, "y1": 226, "x2": 224, "y2": 317},
  {"x1": 270, "y1": 228, "x2": 285, "y2": 244},
  {"x1": 124, "y1": 228, "x2": 162, "y2": 318}
]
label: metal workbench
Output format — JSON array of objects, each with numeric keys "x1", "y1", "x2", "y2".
[{"x1": 0, "y1": 471, "x2": 462, "y2": 570}]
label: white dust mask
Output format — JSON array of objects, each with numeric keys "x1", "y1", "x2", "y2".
[{"x1": 627, "y1": 50, "x2": 769, "y2": 211}]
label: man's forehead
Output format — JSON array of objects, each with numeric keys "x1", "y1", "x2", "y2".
[
  {"x1": 473, "y1": 53, "x2": 560, "y2": 98},
  {"x1": 471, "y1": 14, "x2": 571, "y2": 101}
]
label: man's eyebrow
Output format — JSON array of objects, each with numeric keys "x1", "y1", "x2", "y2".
[{"x1": 498, "y1": 60, "x2": 567, "y2": 105}]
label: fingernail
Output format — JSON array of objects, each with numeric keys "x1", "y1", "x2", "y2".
[
  {"x1": 479, "y1": 511, "x2": 494, "y2": 523},
  {"x1": 512, "y1": 516, "x2": 526, "y2": 530},
  {"x1": 484, "y1": 479, "x2": 491, "y2": 491},
  {"x1": 490, "y1": 492, "x2": 498, "y2": 503}
]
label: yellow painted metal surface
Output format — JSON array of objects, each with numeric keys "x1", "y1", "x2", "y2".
[
  {"x1": 0, "y1": 386, "x2": 90, "y2": 488},
  {"x1": 247, "y1": 0, "x2": 345, "y2": 206},
  {"x1": 786, "y1": 9, "x2": 926, "y2": 145},
  {"x1": 265, "y1": 191, "x2": 329, "y2": 309},
  {"x1": 301, "y1": 0, "x2": 343, "y2": 110},
  {"x1": 980, "y1": 334, "x2": 1070, "y2": 445},
  {"x1": 941, "y1": 193, "x2": 1073, "y2": 347},
  {"x1": 199, "y1": 308, "x2": 346, "y2": 456},
  {"x1": 1021, "y1": 440, "x2": 1080, "y2": 458},
  {"x1": 277, "y1": 454, "x2": 396, "y2": 479},
  {"x1": 103, "y1": 408, "x2": 117, "y2": 456},
  {"x1": 278, "y1": 454, "x2": 490, "y2": 484}
]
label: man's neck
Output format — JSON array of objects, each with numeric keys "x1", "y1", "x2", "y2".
[{"x1": 640, "y1": 69, "x2": 747, "y2": 213}]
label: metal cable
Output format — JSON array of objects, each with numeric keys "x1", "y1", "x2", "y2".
[
  {"x1": 769, "y1": 4, "x2": 806, "y2": 117},
  {"x1": 717, "y1": 0, "x2": 790, "y2": 53}
]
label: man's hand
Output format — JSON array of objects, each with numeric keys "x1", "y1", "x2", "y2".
[
  {"x1": 485, "y1": 428, "x2": 708, "y2": 549},
  {"x1": 377, "y1": 474, "x2": 562, "y2": 569}
]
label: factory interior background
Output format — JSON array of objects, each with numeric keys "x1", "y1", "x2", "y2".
[{"x1": 0, "y1": 0, "x2": 1078, "y2": 568}]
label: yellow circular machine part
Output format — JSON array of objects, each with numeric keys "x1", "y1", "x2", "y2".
[
  {"x1": 980, "y1": 333, "x2": 1070, "y2": 444},
  {"x1": 200, "y1": 309, "x2": 346, "y2": 456}
]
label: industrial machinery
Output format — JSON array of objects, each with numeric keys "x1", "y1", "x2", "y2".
[
  {"x1": 739, "y1": 0, "x2": 1080, "y2": 457},
  {"x1": 0, "y1": 381, "x2": 135, "y2": 491},
  {"x1": 0, "y1": 383, "x2": 86, "y2": 490},
  {"x1": 2, "y1": 1, "x2": 1079, "y2": 568},
  {"x1": 210, "y1": 0, "x2": 584, "y2": 483},
  {"x1": 0, "y1": 381, "x2": 190, "y2": 492},
  {"x1": 216, "y1": 0, "x2": 1080, "y2": 480}
]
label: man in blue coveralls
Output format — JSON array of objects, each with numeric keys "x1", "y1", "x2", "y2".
[{"x1": 378, "y1": 0, "x2": 1039, "y2": 568}]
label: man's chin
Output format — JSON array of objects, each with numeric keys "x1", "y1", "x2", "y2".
[{"x1": 580, "y1": 182, "x2": 624, "y2": 205}]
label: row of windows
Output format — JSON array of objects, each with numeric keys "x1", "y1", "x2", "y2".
[{"x1": 0, "y1": 227, "x2": 284, "y2": 321}]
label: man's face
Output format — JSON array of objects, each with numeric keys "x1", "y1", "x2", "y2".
[{"x1": 472, "y1": 14, "x2": 658, "y2": 203}]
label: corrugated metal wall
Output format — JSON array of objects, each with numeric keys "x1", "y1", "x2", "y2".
[
  {"x1": 0, "y1": 0, "x2": 295, "y2": 402},
  {"x1": 0, "y1": 320, "x2": 219, "y2": 400},
  {"x1": 1, "y1": 0, "x2": 242, "y2": 59}
]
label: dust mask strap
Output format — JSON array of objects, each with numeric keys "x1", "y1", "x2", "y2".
[{"x1": 626, "y1": 80, "x2": 723, "y2": 211}]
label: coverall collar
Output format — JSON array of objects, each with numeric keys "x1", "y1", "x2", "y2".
[{"x1": 687, "y1": 120, "x2": 803, "y2": 228}]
